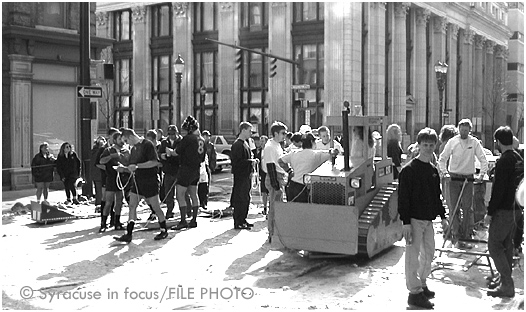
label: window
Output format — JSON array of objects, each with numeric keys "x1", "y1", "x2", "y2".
[
  {"x1": 114, "y1": 58, "x2": 133, "y2": 128},
  {"x1": 113, "y1": 10, "x2": 132, "y2": 41},
  {"x1": 239, "y1": 49, "x2": 269, "y2": 135},
  {"x1": 293, "y1": 43, "x2": 325, "y2": 129},
  {"x1": 152, "y1": 55, "x2": 173, "y2": 131},
  {"x1": 38, "y1": 3, "x2": 67, "y2": 28},
  {"x1": 152, "y1": 4, "x2": 172, "y2": 37},
  {"x1": 240, "y1": 3, "x2": 269, "y2": 31},
  {"x1": 293, "y1": 2, "x2": 324, "y2": 22},
  {"x1": 194, "y1": 3, "x2": 217, "y2": 32},
  {"x1": 194, "y1": 51, "x2": 218, "y2": 133}
]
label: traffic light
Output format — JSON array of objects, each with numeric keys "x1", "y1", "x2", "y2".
[
  {"x1": 235, "y1": 49, "x2": 243, "y2": 70},
  {"x1": 269, "y1": 58, "x2": 277, "y2": 78}
]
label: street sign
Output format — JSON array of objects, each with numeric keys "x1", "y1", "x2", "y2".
[
  {"x1": 292, "y1": 84, "x2": 310, "y2": 90},
  {"x1": 442, "y1": 113, "x2": 449, "y2": 117},
  {"x1": 77, "y1": 85, "x2": 102, "y2": 98}
]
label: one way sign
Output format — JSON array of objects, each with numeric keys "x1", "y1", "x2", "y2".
[{"x1": 77, "y1": 85, "x2": 103, "y2": 98}]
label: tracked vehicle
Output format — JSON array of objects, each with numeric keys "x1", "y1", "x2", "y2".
[{"x1": 274, "y1": 104, "x2": 403, "y2": 258}]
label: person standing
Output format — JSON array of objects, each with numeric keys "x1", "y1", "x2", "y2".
[
  {"x1": 201, "y1": 130, "x2": 216, "y2": 209},
  {"x1": 398, "y1": 128, "x2": 448, "y2": 309},
  {"x1": 114, "y1": 128, "x2": 168, "y2": 242},
  {"x1": 56, "y1": 142, "x2": 81, "y2": 205},
  {"x1": 99, "y1": 131, "x2": 129, "y2": 232},
  {"x1": 262, "y1": 121, "x2": 288, "y2": 243},
  {"x1": 90, "y1": 136, "x2": 107, "y2": 208},
  {"x1": 438, "y1": 119, "x2": 488, "y2": 248},
  {"x1": 231, "y1": 122, "x2": 258, "y2": 230},
  {"x1": 386, "y1": 124, "x2": 403, "y2": 180},
  {"x1": 31, "y1": 142, "x2": 56, "y2": 204},
  {"x1": 254, "y1": 135, "x2": 269, "y2": 215},
  {"x1": 159, "y1": 125, "x2": 181, "y2": 219},
  {"x1": 315, "y1": 126, "x2": 343, "y2": 154},
  {"x1": 278, "y1": 133, "x2": 335, "y2": 202},
  {"x1": 484, "y1": 126, "x2": 522, "y2": 298},
  {"x1": 172, "y1": 116, "x2": 206, "y2": 230},
  {"x1": 438, "y1": 125, "x2": 457, "y2": 217}
]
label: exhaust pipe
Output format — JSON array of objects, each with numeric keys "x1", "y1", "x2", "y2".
[{"x1": 342, "y1": 101, "x2": 351, "y2": 171}]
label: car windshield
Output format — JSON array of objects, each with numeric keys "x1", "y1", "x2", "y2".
[{"x1": 224, "y1": 136, "x2": 237, "y2": 144}]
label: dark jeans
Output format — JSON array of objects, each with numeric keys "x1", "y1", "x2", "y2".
[
  {"x1": 63, "y1": 177, "x2": 77, "y2": 200},
  {"x1": 232, "y1": 173, "x2": 251, "y2": 227},
  {"x1": 488, "y1": 209, "x2": 521, "y2": 290},
  {"x1": 286, "y1": 180, "x2": 309, "y2": 203},
  {"x1": 198, "y1": 182, "x2": 209, "y2": 208}
]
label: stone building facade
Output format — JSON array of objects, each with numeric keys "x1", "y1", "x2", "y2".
[
  {"x1": 2, "y1": 3, "x2": 113, "y2": 190},
  {"x1": 95, "y1": 2, "x2": 518, "y2": 149}
]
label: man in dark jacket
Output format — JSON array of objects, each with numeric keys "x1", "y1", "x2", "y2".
[
  {"x1": 159, "y1": 125, "x2": 182, "y2": 219},
  {"x1": 398, "y1": 128, "x2": 448, "y2": 309},
  {"x1": 485, "y1": 126, "x2": 523, "y2": 298},
  {"x1": 231, "y1": 122, "x2": 258, "y2": 230}
]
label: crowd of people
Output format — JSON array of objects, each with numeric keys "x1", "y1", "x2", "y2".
[{"x1": 30, "y1": 116, "x2": 523, "y2": 305}]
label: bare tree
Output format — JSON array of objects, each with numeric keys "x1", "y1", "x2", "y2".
[
  {"x1": 482, "y1": 70, "x2": 508, "y2": 149},
  {"x1": 95, "y1": 47, "x2": 116, "y2": 133}
]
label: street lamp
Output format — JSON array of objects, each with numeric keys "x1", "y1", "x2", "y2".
[
  {"x1": 173, "y1": 54, "x2": 185, "y2": 127},
  {"x1": 199, "y1": 85, "x2": 206, "y2": 128},
  {"x1": 434, "y1": 61, "x2": 448, "y2": 130}
]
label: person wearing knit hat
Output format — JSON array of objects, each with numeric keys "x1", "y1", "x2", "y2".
[{"x1": 172, "y1": 116, "x2": 207, "y2": 230}]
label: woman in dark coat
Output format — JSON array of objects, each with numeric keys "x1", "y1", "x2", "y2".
[
  {"x1": 31, "y1": 142, "x2": 56, "y2": 203},
  {"x1": 56, "y1": 142, "x2": 81, "y2": 204}
]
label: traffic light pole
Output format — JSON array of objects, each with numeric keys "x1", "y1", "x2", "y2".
[
  {"x1": 205, "y1": 38, "x2": 300, "y2": 66},
  {"x1": 80, "y1": 3, "x2": 92, "y2": 196}
]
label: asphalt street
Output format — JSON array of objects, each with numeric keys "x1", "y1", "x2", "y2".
[{"x1": 1, "y1": 169, "x2": 524, "y2": 310}]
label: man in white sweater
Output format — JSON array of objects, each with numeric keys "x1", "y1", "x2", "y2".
[{"x1": 438, "y1": 119, "x2": 488, "y2": 248}]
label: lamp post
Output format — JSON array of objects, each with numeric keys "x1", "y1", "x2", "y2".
[
  {"x1": 173, "y1": 54, "x2": 185, "y2": 127},
  {"x1": 434, "y1": 61, "x2": 448, "y2": 130},
  {"x1": 199, "y1": 85, "x2": 206, "y2": 128}
]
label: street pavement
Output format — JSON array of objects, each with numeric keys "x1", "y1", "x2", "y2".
[{"x1": 1, "y1": 183, "x2": 524, "y2": 310}]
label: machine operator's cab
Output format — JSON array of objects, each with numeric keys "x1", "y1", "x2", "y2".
[{"x1": 274, "y1": 115, "x2": 402, "y2": 258}]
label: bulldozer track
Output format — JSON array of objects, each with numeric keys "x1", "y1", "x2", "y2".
[{"x1": 357, "y1": 182, "x2": 399, "y2": 257}]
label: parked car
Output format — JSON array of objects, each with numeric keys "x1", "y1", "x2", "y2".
[
  {"x1": 214, "y1": 152, "x2": 231, "y2": 172},
  {"x1": 210, "y1": 135, "x2": 237, "y2": 156}
]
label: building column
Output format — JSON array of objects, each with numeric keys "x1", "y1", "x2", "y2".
[
  {"x1": 131, "y1": 5, "x2": 149, "y2": 132},
  {"x1": 96, "y1": 11, "x2": 110, "y2": 38},
  {"x1": 414, "y1": 8, "x2": 430, "y2": 133},
  {"x1": 473, "y1": 34, "x2": 486, "y2": 136},
  {"x1": 9, "y1": 54, "x2": 35, "y2": 190},
  {"x1": 173, "y1": 2, "x2": 191, "y2": 129},
  {"x1": 494, "y1": 45, "x2": 508, "y2": 129},
  {"x1": 217, "y1": 3, "x2": 237, "y2": 133},
  {"x1": 269, "y1": 2, "x2": 292, "y2": 128},
  {"x1": 364, "y1": 2, "x2": 386, "y2": 117},
  {"x1": 392, "y1": 3, "x2": 409, "y2": 130},
  {"x1": 430, "y1": 16, "x2": 447, "y2": 131},
  {"x1": 445, "y1": 23, "x2": 459, "y2": 126},
  {"x1": 483, "y1": 41, "x2": 496, "y2": 145},
  {"x1": 459, "y1": 28, "x2": 474, "y2": 119}
]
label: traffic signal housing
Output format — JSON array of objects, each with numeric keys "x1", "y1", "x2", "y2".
[
  {"x1": 270, "y1": 58, "x2": 277, "y2": 78},
  {"x1": 235, "y1": 49, "x2": 243, "y2": 70}
]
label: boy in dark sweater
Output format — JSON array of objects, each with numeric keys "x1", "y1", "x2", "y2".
[
  {"x1": 398, "y1": 127, "x2": 449, "y2": 309},
  {"x1": 484, "y1": 126, "x2": 522, "y2": 298}
]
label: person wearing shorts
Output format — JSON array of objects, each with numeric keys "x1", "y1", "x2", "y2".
[
  {"x1": 113, "y1": 128, "x2": 168, "y2": 243},
  {"x1": 99, "y1": 131, "x2": 130, "y2": 232},
  {"x1": 172, "y1": 116, "x2": 206, "y2": 230}
]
